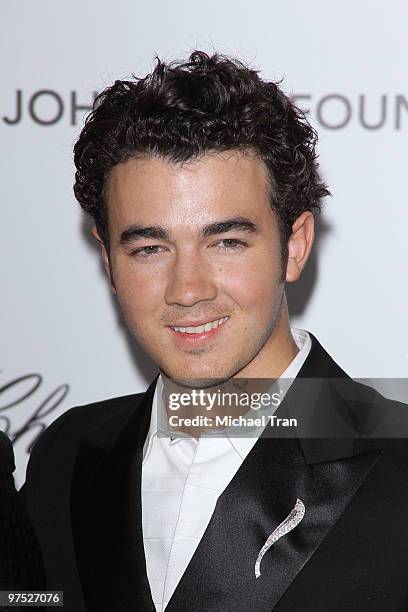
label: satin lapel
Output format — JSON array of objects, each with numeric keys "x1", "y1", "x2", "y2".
[
  {"x1": 70, "y1": 379, "x2": 157, "y2": 612},
  {"x1": 165, "y1": 436, "x2": 380, "y2": 612},
  {"x1": 165, "y1": 337, "x2": 382, "y2": 612}
]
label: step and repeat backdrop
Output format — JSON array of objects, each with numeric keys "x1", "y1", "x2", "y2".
[{"x1": 2, "y1": 0, "x2": 407, "y2": 486}]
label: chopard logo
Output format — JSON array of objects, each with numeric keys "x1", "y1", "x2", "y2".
[
  {"x1": 0, "y1": 370, "x2": 70, "y2": 454},
  {"x1": 1, "y1": 89, "x2": 408, "y2": 130}
]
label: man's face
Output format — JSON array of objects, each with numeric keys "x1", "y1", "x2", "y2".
[{"x1": 103, "y1": 151, "x2": 289, "y2": 386}]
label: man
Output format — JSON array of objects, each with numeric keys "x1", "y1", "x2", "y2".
[
  {"x1": 0, "y1": 431, "x2": 45, "y2": 592},
  {"x1": 23, "y1": 51, "x2": 408, "y2": 611}
]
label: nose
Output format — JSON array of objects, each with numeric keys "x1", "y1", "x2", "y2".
[{"x1": 164, "y1": 250, "x2": 217, "y2": 307}]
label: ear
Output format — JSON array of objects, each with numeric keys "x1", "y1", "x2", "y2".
[
  {"x1": 285, "y1": 212, "x2": 315, "y2": 283},
  {"x1": 91, "y1": 225, "x2": 116, "y2": 294}
]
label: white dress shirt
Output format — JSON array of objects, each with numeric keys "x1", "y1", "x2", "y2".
[{"x1": 141, "y1": 328, "x2": 312, "y2": 611}]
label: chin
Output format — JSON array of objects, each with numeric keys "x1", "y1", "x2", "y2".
[{"x1": 162, "y1": 365, "x2": 233, "y2": 389}]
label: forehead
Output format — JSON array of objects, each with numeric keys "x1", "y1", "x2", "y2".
[{"x1": 106, "y1": 151, "x2": 272, "y2": 228}]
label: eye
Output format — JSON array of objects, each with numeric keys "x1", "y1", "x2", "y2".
[
  {"x1": 216, "y1": 238, "x2": 248, "y2": 251},
  {"x1": 130, "y1": 245, "x2": 167, "y2": 258}
]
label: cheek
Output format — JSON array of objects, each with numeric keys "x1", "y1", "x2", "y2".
[
  {"x1": 219, "y1": 251, "x2": 281, "y2": 312},
  {"x1": 113, "y1": 263, "x2": 164, "y2": 320}
]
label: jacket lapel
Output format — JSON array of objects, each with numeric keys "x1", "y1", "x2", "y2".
[
  {"x1": 165, "y1": 439, "x2": 380, "y2": 612},
  {"x1": 70, "y1": 379, "x2": 157, "y2": 612}
]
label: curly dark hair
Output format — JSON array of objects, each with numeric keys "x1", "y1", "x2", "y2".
[{"x1": 74, "y1": 50, "x2": 329, "y2": 259}]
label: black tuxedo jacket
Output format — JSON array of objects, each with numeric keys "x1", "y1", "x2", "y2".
[
  {"x1": 23, "y1": 335, "x2": 408, "y2": 611},
  {"x1": 0, "y1": 431, "x2": 45, "y2": 592}
]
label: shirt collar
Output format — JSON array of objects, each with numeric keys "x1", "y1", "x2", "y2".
[{"x1": 142, "y1": 328, "x2": 312, "y2": 462}]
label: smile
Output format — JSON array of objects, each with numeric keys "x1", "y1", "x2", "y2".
[{"x1": 170, "y1": 316, "x2": 229, "y2": 334}]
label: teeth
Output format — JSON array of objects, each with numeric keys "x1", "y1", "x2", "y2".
[{"x1": 172, "y1": 316, "x2": 228, "y2": 334}]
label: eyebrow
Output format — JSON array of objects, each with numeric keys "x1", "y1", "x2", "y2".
[{"x1": 119, "y1": 217, "x2": 259, "y2": 245}]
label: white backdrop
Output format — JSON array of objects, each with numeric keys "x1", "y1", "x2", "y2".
[{"x1": 1, "y1": 0, "x2": 407, "y2": 486}]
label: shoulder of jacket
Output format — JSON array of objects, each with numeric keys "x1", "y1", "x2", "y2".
[{"x1": 29, "y1": 391, "x2": 147, "y2": 458}]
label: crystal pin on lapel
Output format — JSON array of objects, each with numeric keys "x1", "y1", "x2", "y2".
[{"x1": 254, "y1": 498, "x2": 305, "y2": 579}]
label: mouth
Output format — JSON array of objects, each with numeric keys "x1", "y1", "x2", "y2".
[{"x1": 167, "y1": 316, "x2": 229, "y2": 345}]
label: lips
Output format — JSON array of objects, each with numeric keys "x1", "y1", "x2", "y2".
[
  {"x1": 167, "y1": 316, "x2": 229, "y2": 345},
  {"x1": 169, "y1": 316, "x2": 229, "y2": 334}
]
